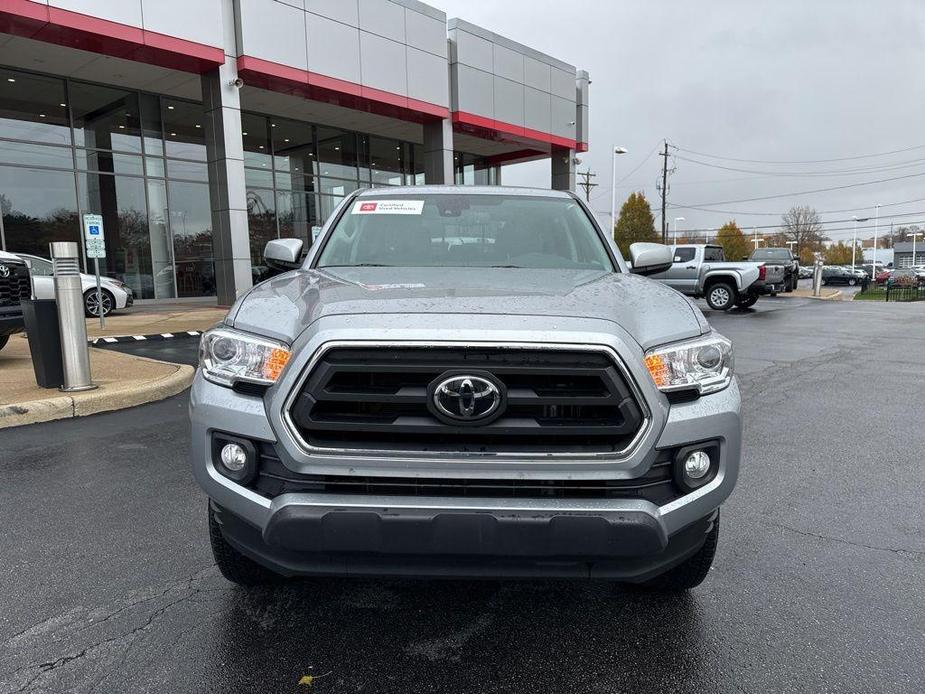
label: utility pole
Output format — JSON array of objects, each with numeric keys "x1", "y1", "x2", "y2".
[
  {"x1": 658, "y1": 140, "x2": 670, "y2": 243},
  {"x1": 577, "y1": 169, "x2": 598, "y2": 202}
]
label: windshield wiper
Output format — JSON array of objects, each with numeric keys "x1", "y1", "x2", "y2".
[
  {"x1": 323, "y1": 263, "x2": 393, "y2": 267},
  {"x1": 488, "y1": 264, "x2": 524, "y2": 268}
]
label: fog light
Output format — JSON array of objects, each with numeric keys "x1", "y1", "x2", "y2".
[
  {"x1": 683, "y1": 450, "x2": 711, "y2": 479},
  {"x1": 220, "y1": 442, "x2": 247, "y2": 472}
]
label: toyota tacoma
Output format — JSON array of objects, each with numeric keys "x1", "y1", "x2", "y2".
[{"x1": 192, "y1": 186, "x2": 741, "y2": 591}]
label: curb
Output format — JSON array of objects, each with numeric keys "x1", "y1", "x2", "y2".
[
  {"x1": 90, "y1": 330, "x2": 202, "y2": 345},
  {"x1": 0, "y1": 359, "x2": 195, "y2": 429}
]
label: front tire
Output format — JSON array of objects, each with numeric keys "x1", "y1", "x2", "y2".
[
  {"x1": 209, "y1": 505, "x2": 281, "y2": 586},
  {"x1": 848, "y1": 278, "x2": 857, "y2": 286},
  {"x1": 735, "y1": 293, "x2": 758, "y2": 309},
  {"x1": 705, "y1": 282, "x2": 737, "y2": 311},
  {"x1": 84, "y1": 289, "x2": 114, "y2": 317},
  {"x1": 637, "y1": 511, "x2": 720, "y2": 592}
]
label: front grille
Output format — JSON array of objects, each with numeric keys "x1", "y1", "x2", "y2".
[
  {"x1": 0, "y1": 263, "x2": 30, "y2": 306},
  {"x1": 288, "y1": 346, "x2": 646, "y2": 455},
  {"x1": 253, "y1": 444, "x2": 680, "y2": 505}
]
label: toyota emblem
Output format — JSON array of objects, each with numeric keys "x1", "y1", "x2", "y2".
[
  {"x1": 0, "y1": 265, "x2": 9, "y2": 278},
  {"x1": 429, "y1": 372, "x2": 505, "y2": 425}
]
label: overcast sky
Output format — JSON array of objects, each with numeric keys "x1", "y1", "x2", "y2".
[{"x1": 436, "y1": 0, "x2": 925, "y2": 243}]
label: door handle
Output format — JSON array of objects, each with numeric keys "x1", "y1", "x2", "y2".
[{"x1": 686, "y1": 265, "x2": 696, "y2": 269}]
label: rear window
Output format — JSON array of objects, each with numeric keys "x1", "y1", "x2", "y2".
[
  {"x1": 703, "y1": 247, "x2": 725, "y2": 262},
  {"x1": 751, "y1": 249, "x2": 791, "y2": 260},
  {"x1": 316, "y1": 194, "x2": 614, "y2": 271}
]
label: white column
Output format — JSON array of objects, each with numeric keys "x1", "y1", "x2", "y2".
[{"x1": 202, "y1": 57, "x2": 252, "y2": 306}]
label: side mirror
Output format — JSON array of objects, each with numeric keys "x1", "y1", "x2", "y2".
[
  {"x1": 264, "y1": 238, "x2": 304, "y2": 272},
  {"x1": 629, "y1": 242, "x2": 673, "y2": 276}
]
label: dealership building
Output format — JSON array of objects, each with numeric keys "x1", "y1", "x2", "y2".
[{"x1": 0, "y1": 0, "x2": 590, "y2": 303}]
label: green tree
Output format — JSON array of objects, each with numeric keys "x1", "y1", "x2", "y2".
[
  {"x1": 613, "y1": 192, "x2": 658, "y2": 257},
  {"x1": 715, "y1": 221, "x2": 750, "y2": 261},
  {"x1": 824, "y1": 241, "x2": 863, "y2": 265}
]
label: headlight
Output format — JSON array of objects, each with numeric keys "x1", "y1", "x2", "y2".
[
  {"x1": 644, "y1": 333, "x2": 734, "y2": 395},
  {"x1": 199, "y1": 327, "x2": 291, "y2": 387}
]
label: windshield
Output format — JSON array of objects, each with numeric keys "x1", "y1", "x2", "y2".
[
  {"x1": 750, "y1": 249, "x2": 791, "y2": 260},
  {"x1": 316, "y1": 194, "x2": 614, "y2": 271}
]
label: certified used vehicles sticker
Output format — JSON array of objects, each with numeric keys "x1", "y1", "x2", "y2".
[{"x1": 351, "y1": 200, "x2": 424, "y2": 215}]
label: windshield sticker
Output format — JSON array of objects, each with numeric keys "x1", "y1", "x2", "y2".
[{"x1": 351, "y1": 200, "x2": 425, "y2": 215}]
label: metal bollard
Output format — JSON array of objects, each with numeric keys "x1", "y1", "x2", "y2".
[
  {"x1": 50, "y1": 241, "x2": 97, "y2": 392},
  {"x1": 812, "y1": 260, "x2": 823, "y2": 297}
]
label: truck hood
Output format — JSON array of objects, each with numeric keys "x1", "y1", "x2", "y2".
[{"x1": 230, "y1": 267, "x2": 708, "y2": 349}]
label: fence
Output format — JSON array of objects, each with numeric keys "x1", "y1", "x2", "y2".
[{"x1": 885, "y1": 285, "x2": 925, "y2": 302}]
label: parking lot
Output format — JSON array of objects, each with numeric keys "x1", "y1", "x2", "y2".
[{"x1": 2, "y1": 295, "x2": 923, "y2": 694}]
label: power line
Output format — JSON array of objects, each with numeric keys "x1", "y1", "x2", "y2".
[
  {"x1": 667, "y1": 195, "x2": 925, "y2": 217},
  {"x1": 674, "y1": 143, "x2": 925, "y2": 165},
  {"x1": 673, "y1": 153, "x2": 925, "y2": 178},
  {"x1": 671, "y1": 169, "x2": 925, "y2": 209}
]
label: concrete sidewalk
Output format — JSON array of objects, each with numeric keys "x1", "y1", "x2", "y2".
[
  {"x1": 0, "y1": 304, "x2": 227, "y2": 428},
  {"x1": 86, "y1": 305, "x2": 228, "y2": 339},
  {"x1": 0, "y1": 334, "x2": 194, "y2": 428}
]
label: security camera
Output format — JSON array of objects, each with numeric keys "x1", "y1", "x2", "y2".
[
  {"x1": 229, "y1": 77, "x2": 244, "y2": 89},
  {"x1": 572, "y1": 157, "x2": 582, "y2": 165}
]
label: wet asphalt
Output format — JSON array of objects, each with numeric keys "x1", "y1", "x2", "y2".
[{"x1": 1, "y1": 294, "x2": 923, "y2": 693}]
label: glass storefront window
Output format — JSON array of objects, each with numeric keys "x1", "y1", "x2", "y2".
[
  {"x1": 75, "y1": 150, "x2": 145, "y2": 176},
  {"x1": 0, "y1": 140, "x2": 73, "y2": 169},
  {"x1": 367, "y1": 135, "x2": 404, "y2": 185},
  {"x1": 167, "y1": 181, "x2": 214, "y2": 297},
  {"x1": 140, "y1": 94, "x2": 164, "y2": 156},
  {"x1": 244, "y1": 166, "x2": 274, "y2": 189},
  {"x1": 146, "y1": 179, "x2": 175, "y2": 300},
  {"x1": 167, "y1": 159, "x2": 209, "y2": 182},
  {"x1": 0, "y1": 70, "x2": 70, "y2": 146},
  {"x1": 318, "y1": 177, "x2": 358, "y2": 196},
  {"x1": 0, "y1": 165, "x2": 79, "y2": 257},
  {"x1": 145, "y1": 157, "x2": 165, "y2": 178},
  {"x1": 246, "y1": 187, "x2": 277, "y2": 279},
  {"x1": 70, "y1": 83, "x2": 142, "y2": 153},
  {"x1": 242, "y1": 113, "x2": 272, "y2": 169},
  {"x1": 163, "y1": 100, "x2": 207, "y2": 161},
  {"x1": 276, "y1": 190, "x2": 314, "y2": 246},
  {"x1": 77, "y1": 173, "x2": 150, "y2": 292},
  {"x1": 316, "y1": 127, "x2": 358, "y2": 180},
  {"x1": 271, "y1": 118, "x2": 314, "y2": 174},
  {"x1": 0, "y1": 71, "x2": 215, "y2": 299}
]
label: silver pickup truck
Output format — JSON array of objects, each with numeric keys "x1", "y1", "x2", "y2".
[
  {"x1": 191, "y1": 187, "x2": 741, "y2": 592},
  {"x1": 650, "y1": 243, "x2": 784, "y2": 310}
]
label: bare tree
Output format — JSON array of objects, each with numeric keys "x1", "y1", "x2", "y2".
[{"x1": 780, "y1": 205, "x2": 826, "y2": 258}]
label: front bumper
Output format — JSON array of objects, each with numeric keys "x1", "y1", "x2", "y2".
[
  {"x1": 192, "y1": 373, "x2": 741, "y2": 579},
  {"x1": 212, "y1": 499, "x2": 718, "y2": 580}
]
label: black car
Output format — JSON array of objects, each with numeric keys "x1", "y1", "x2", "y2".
[
  {"x1": 0, "y1": 252, "x2": 31, "y2": 352},
  {"x1": 821, "y1": 266, "x2": 862, "y2": 286}
]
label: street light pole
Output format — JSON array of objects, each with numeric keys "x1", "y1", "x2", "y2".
[
  {"x1": 752, "y1": 237, "x2": 764, "y2": 250},
  {"x1": 852, "y1": 215, "x2": 859, "y2": 269},
  {"x1": 911, "y1": 231, "x2": 923, "y2": 267},
  {"x1": 673, "y1": 216, "x2": 685, "y2": 243},
  {"x1": 610, "y1": 146, "x2": 628, "y2": 236},
  {"x1": 872, "y1": 204, "x2": 881, "y2": 272}
]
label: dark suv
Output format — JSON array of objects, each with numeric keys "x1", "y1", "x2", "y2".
[{"x1": 0, "y1": 251, "x2": 31, "y2": 352}]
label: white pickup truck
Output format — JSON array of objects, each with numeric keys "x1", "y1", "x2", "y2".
[{"x1": 650, "y1": 244, "x2": 783, "y2": 310}]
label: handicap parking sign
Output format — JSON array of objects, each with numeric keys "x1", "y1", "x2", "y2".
[{"x1": 83, "y1": 214, "x2": 106, "y2": 258}]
